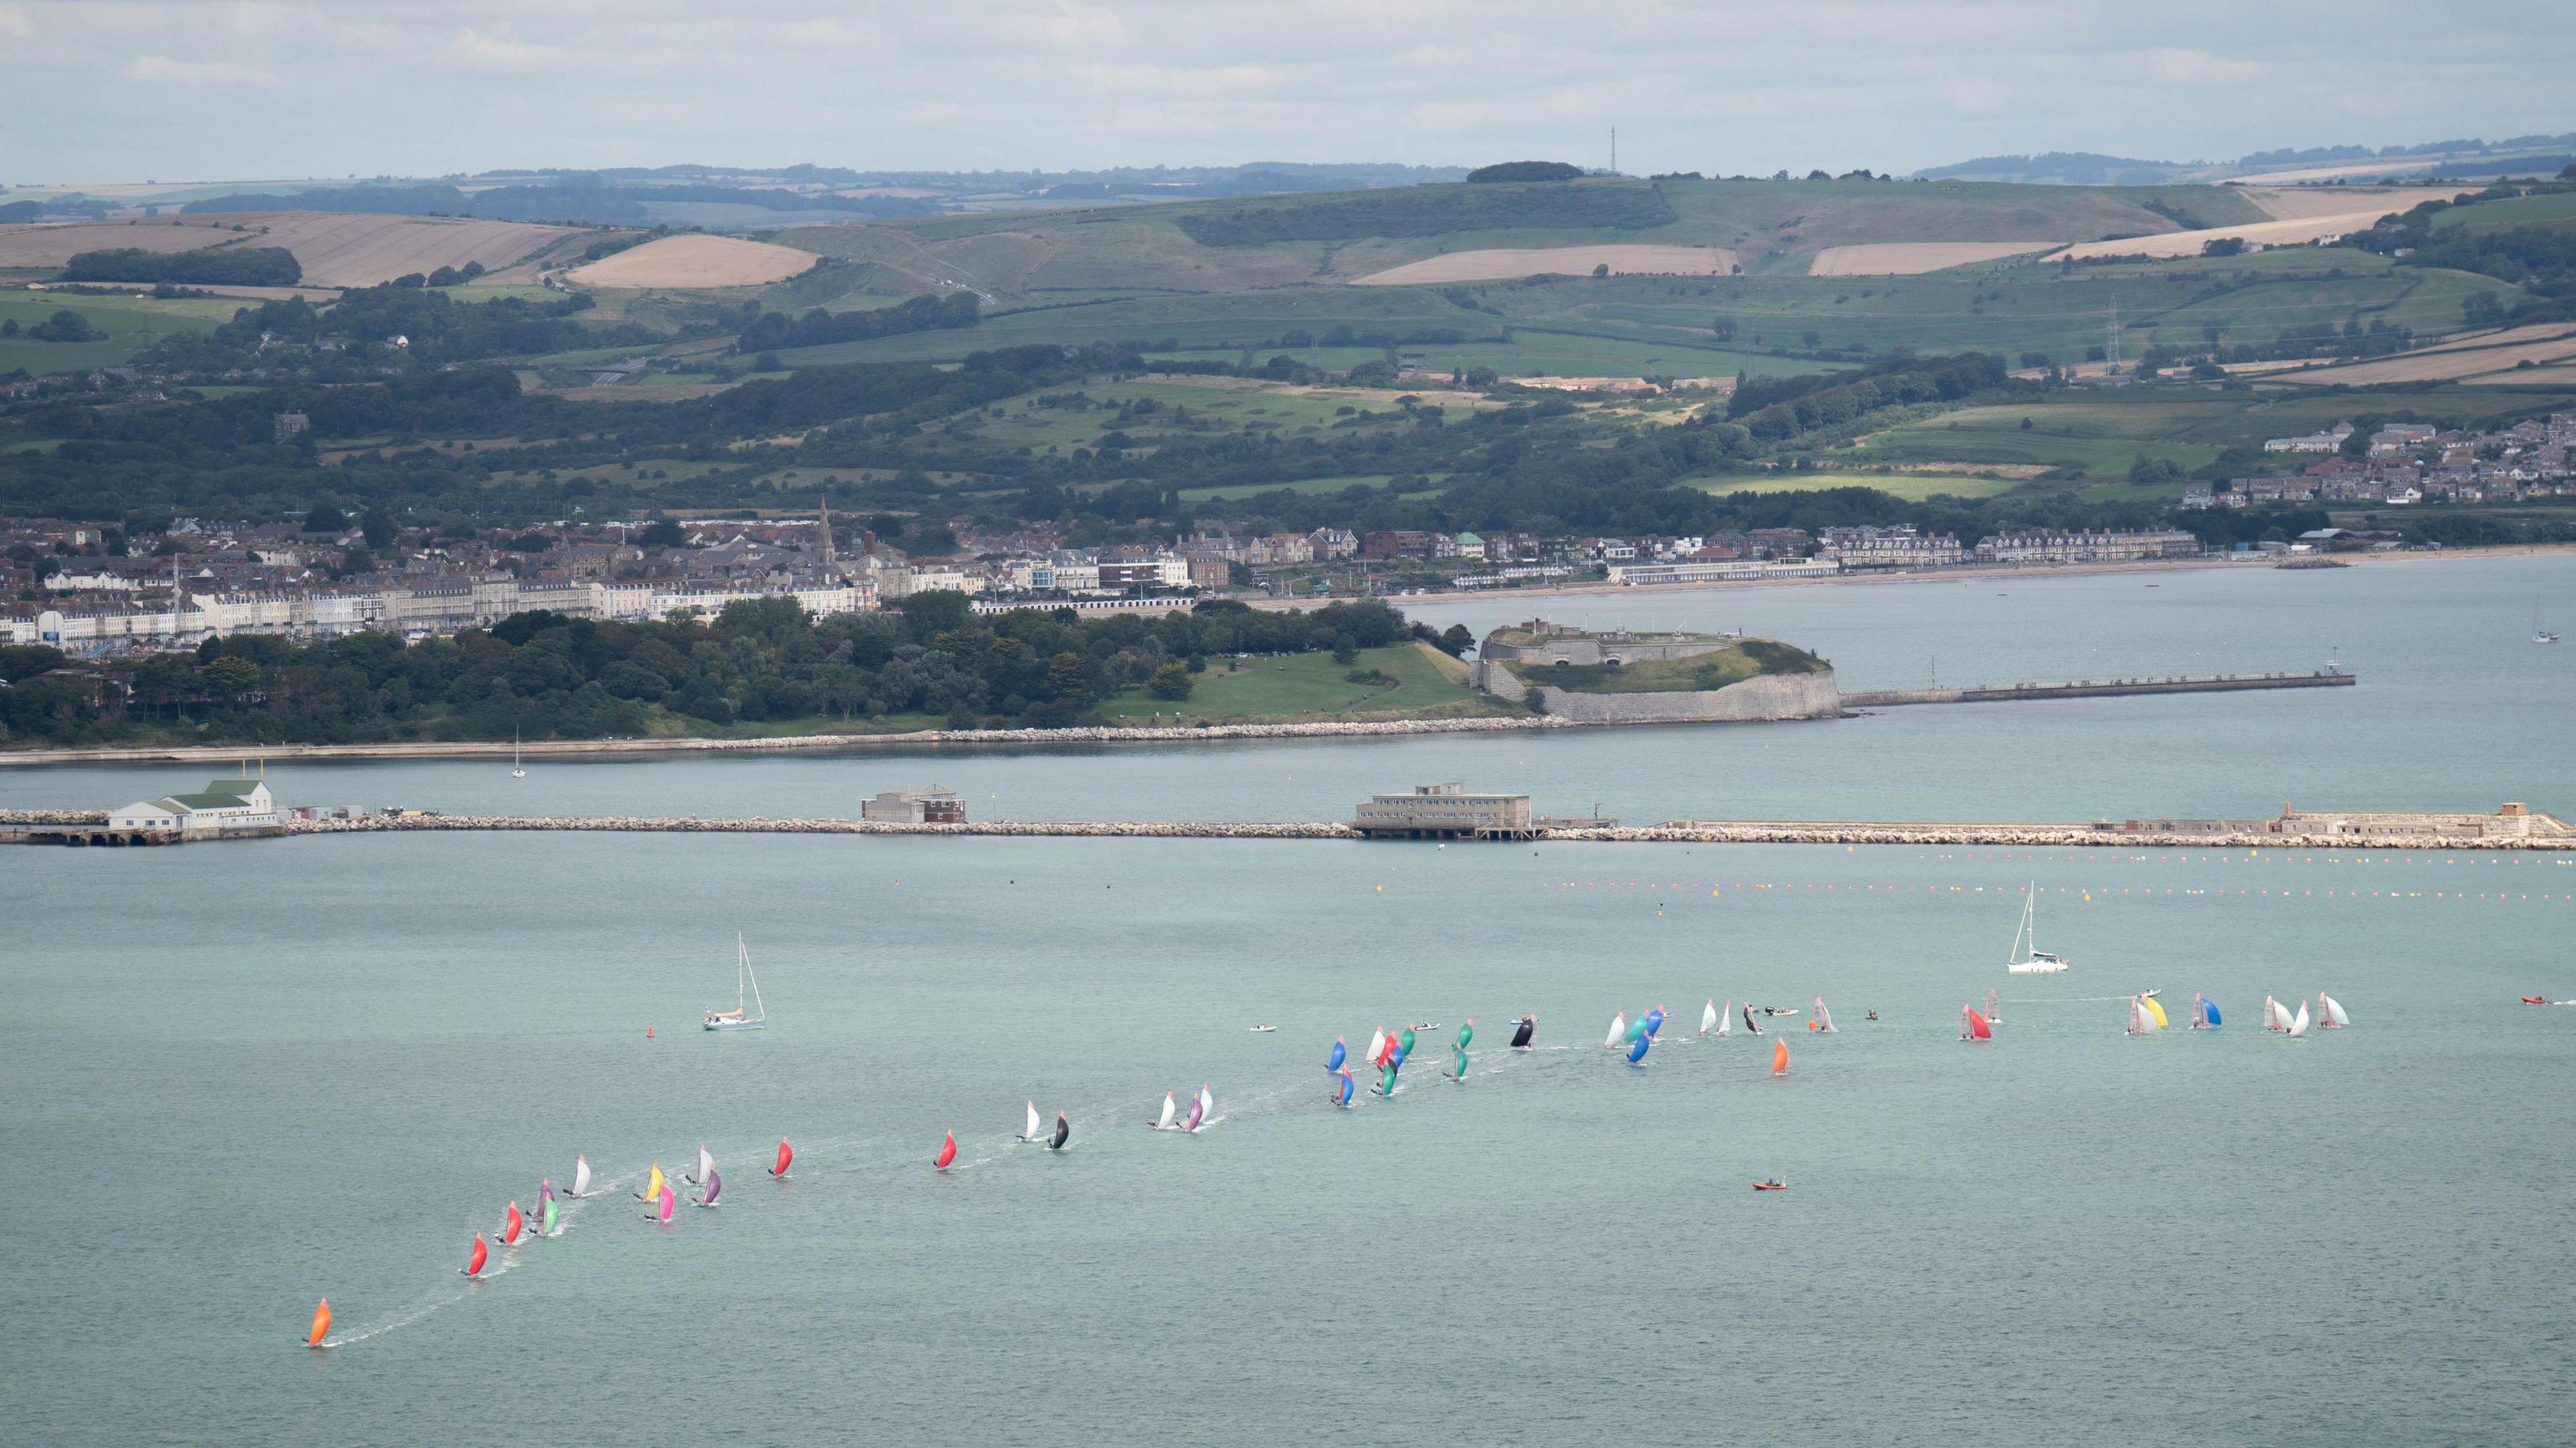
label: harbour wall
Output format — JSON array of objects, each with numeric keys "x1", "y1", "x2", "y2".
[
  {"x1": 6, "y1": 810, "x2": 2565, "y2": 851},
  {"x1": 1841, "y1": 669, "x2": 2354, "y2": 708}
]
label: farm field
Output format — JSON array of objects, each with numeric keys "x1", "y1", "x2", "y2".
[
  {"x1": 2055, "y1": 210, "x2": 2396, "y2": 261},
  {"x1": 0, "y1": 211, "x2": 584, "y2": 286},
  {"x1": 1351, "y1": 245, "x2": 1740, "y2": 285},
  {"x1": 1807, "y1": 242, "x2": 2055, "y2": 275},
  {"x1": 0, "y1": 290, "x2": 231, "y2": 372},
  {"x1": 568, "y1": 234, "x2": 820, "y2": 288},
  {"x1": 2237, "y1": 186, "x2": 2467, "y2": 221},
  {"x1": 2285, "y1": 330, "x2": 2576, "y2": 385},
  {"x1": 1685, "y1": 469, "x2": 2025, "y2": 500},
  {"x1": 1090, "y1": 642, "x2": 1494, "y2": 724},
  {"x1": 949, "y1": 375, "x2": 1489, "y2": 457},
  {"x1": 1175, "y1": 474, "x2": 1396, "y2": 502},
  {"x1": 2430, "y1": 190, "x2": 2576, "y2": 233}
]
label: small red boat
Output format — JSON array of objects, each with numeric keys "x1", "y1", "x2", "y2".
[
  {"x1": 1753, "y1": 1179, "x2": 1787, "y2": 1192},
  {"x1": 2524, "y1": 996, "x2": 2549, "y2": 1005}
]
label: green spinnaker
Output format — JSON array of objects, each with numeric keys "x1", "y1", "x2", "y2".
[
  {"x1": 1380, "y1": 1062, "x2": 1398, "y2": 1095},
  {"x1": 1623, "y1": 1016, "x2": 1648, "y2": 1044},
  {"x1": 1452, "y1": 1045, "x2": 1468, "y2": 1078},
  {"x1": 541, "y1": 1196, "x2": 559, "y2": 1236},
  {"x1": 1456, "y1": 1022, "x2": 1474, "y2": 1050},
  {"x1": 1399, "y1": 1027, "x2": 1417, "y2": 1056}
]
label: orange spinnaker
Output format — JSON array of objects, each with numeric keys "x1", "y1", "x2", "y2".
[
  {"x1": 307, "y1": 1298, "x2": 331, "y2": 1346},
  {"x1": 934, "y1": 1131, "x2": 957, "y2": 1170},
  {"x1": 1772, "y1": 1038, "x2": 1790, "y2": 1076},
  {"x1": 501, "y1": 1201, "x2": 523, "y2": 1245},
  {"x1": 771, "y1": 1138, "x2": 792, "y2": 1177}
]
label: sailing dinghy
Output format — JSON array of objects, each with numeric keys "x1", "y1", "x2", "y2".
[
  {"x1": 2318, "y1": 994, "x2": 2350, "y2": 1029},
  {"x1": 1960, "y1": 1006, "x2": 1991, "y2": 1041},
  {"x1": 635, "y1": 1162, "x2": 665, "y2": 1202},
  {"x1": 2287, "y1": 1001, "x2": 2311, "y2": 1038},
  {"x1": 1742, "y1": 1003, "x2": 1763, "y2": 1036},
  {"x1": 1716, "y1": 1001, "x2": 1733, "y2": 1037},
  {"x1": 2005, "y1": 882, "x2": 2070, "y2": 973},
  {"x1": 1020, "y1": 1101, "x2": 1043, "y2": 1143},
  {"x1": 539, "y1": 1194, "x2": 559, "y2": 1238},
  {"x1": 1153, "y1": 1092, "x2": 1177, "y2": 1131},
  {"x1": 934, "y1": 1131, "x2": 957, "y2": 1170},
  {"x1": 703, "y1": 934, "x2": 767, "y2": 1032},
  {"x1": 1509, "y1": 1015, "x2": 1535, "y2": 1049},
  {"x1": 694, "y1": 1168, "x2": 720, "y2": 1208},
  {"x1": 2193, "y1": 995, "x2": 2221, "y2": 1029},
  {"x1": 655, "y1": 1182, "x2": 676, "y2": 1223},
  {"x1": 500, "y1": 1201, "x2": 524, "y2": 1247},
  {"x1": 1048, "y1": 1113, "x2": 1070, "y2": 1152},
  {"x1": 1605, "y1": 1013, "x2": 1625, "y2": 1048},
  {"x1": 571, "y1": 1154, "x2": 591, "y2": 1198},
  {"x1": 462, "y1": 1234, "x2": 487, "y2": 1277},
  {"x1": 688, "y1": 1146, "x2": 714, "y2": 1185},
  {"x1": 1810, "y1": 999, "x2": 1837, "y2": 1033},
  {"x1": 305, "y1": 1299, "x2": 331, "y2": 1348},
  {"x1": 1770, "y1": 1038, "x2": 1790, "y2": 1076},
  {"x1": 770, "y1": 1139, "x2": 792, "y2": 1178},
  {"x1": 1701, "y1": 999, "x2": 1719, "y2": 1035},
  {"x1": 1195, "y1": 1084, "x2": 1216, "y2": 1130}
]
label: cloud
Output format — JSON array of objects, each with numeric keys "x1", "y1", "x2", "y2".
[
  {"x1": 6, "y1": 1, "x2": 2570, "y2": 180},
  {"x1": 2130, "y1": 48, "x2": 2270, "y2": 86},
  {"x1": 119, "y1": 54, "x2": 273, "y2": 86}
]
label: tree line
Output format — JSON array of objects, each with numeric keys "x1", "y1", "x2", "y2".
[{"x1": 0, "y1": 594, "x2": 1429, "y2": 748}]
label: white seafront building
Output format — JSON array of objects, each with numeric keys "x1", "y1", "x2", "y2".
[{"x1": 5, "y1": 577, "x2": 877, "y2": 651}]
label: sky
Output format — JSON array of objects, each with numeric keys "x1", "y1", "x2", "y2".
[{"x1": 5, "y1": 0, "x2": 2573, "y2": 184}]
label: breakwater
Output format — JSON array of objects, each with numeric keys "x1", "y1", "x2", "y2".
[
  {"x1": 1840, "y1": 669, "x2": 2354, "y2": 709},
  {"x1": 9, "y1": 810, "x2": 2566, "y2": 851}
]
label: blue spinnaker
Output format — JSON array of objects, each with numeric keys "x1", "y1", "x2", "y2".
[
  {"x1": 2202, "y1": 997, "x2": 2222, "y2": 1026},
  {"x1": 1627, "y1": 1033, "x2": 1651, "y2": 1064},
  {"x1": 1328, "y1": 1038, "x2": 1346, "y2": 1071},
  {"x1": 1644, "y1": 1007, "x2": 1664, "y2": 1039}
]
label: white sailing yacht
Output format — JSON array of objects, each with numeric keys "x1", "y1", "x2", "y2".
[
  {"x1": 511, "y1": 727, "x2": 526, "y2": 779},
  {"x1": 2004, "y1": 882, "x2": 2070, "y2": 974},
  {"x1": 2535, "y1": 610, "x2": 2559, "y2": 645},
  {"x1": 703, "y1": 934, "x2": 767, "y2": 1031}
]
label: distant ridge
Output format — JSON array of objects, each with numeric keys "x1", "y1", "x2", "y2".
[{"x1": 1916, "y1": 129, "x2": 2576, "y2": 184}]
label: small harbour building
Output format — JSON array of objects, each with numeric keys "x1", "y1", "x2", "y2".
[
  {"x1": 1353, "y1": 783, "x2": 1536, "y2": 840},
  {"x1": 107, "y1": 779, "x2": 277, "y2": 838}
]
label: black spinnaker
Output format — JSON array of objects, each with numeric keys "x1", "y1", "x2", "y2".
[{"x1": 1049, "y1": 1113, "x2": 1070, "y2": 1151}]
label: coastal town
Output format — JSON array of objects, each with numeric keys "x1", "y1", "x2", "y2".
[{"x1": 9, "y1": 406, "x2": 2561, "y2": 652}]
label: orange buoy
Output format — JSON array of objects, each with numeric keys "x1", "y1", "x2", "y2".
[{"x1": 305, "y1": 1298, "x2": 331, "y2": 1347}]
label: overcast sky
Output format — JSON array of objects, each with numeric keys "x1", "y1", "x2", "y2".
[{"x1": 6, "y1": 1, "x2": 2572, "y2": 184}]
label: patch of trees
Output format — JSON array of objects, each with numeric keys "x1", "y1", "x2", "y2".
[
  {"x1": 23, "y1": 309, "x2": 99, "y2": 343},
  {"x1": 0, "y1": 594, "x2": 1425, "y2": 746},
  {"x1": 733, "y1": 292, "x2": 979, "y2": 353},
  {"x1": 1175, "y1": 181, "x2": 1672, "y2": 246},
  {"x1": 1725, "y1": 353, "x2": 2010, "y2": 439},
  {"x1": 64, "y1": 246, "x2": 302, "y2": 286},
  {"x1": 2344, "y1": 184, "x2": 2576, "y2": 315},
  {"x1": 1467, "y1": 162, "x2": 1585, "y2": 183}
]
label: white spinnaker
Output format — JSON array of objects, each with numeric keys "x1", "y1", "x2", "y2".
[
  {"x1": 698, "y1": 1147, "x2": 714, "y2": 1183},
  {"x1": 1701, "y1": 1000, "x2": 1718, "y2": 1034},
  {"x1": 2288, "y1": 1002, "x2": 2311, "y2": 1037},
  {"x1": 1364, "y1": 1029, "x2": 1385, "y2": 1064},
  {"x1": 572, "y1": 1157, "x2": 590, "y2": 1197},
  {"x1": 1197, "y1": 1087, "x2": 1214, "y2": 1124},
  {"x1": 1717, "y1": 1001, "x2": 1733, "y2": 1036},
  {"x1": 1605, "y1": 1013, "x2": 1625, "y2": 1048},
  {"x1": 2320, "y1": 994, "x2": 2350, "y2": 1028},
  {"x1": 1156, "y1": 1093, "x2": 1175, "y2": 1130},
  {"x1": 1025, "y1": 1102, "x2": 1041, "y2": 1139}
]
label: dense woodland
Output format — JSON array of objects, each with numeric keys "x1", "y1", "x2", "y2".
[{"x1": 0, "y1": 594, "x2": 1438, "y2": 747}]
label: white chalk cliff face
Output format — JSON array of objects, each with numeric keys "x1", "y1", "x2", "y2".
[{"x1": 1523, "y1": 669, "x2": 1842, "y2": 723}]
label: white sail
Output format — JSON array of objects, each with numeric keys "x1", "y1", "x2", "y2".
[
  {"x1": 697, "y1": 1146, "x2": 714, "y2": 1183},
  {"x1": 1814, "y1": 998, "x2": 1836, "y2": 1033},
  {"x1": 1364, "y1": 1028, "x2": 1386, "y2": 1064},
  {"x1": 2288, "y1": 1001, "x2": 2311, "y2": 1037},
  {"x1": 2320, "y1": 994, "x2": 2350, "y2": 1028},
  {"x1": 2005, "y1": 882, "x2": 2070, "y2": 973},
  {"x1": 1717, "y1": 1001, "x2": 1733, "y2": 1036},
  {"x1": 1156, "y1": 1092, "x2": 1175, "y2": 1131},
  {"x1": 1700, "y1": 999, "x2": 1718, "y2": 1034},
  {"x1": 2262, "y1": 995, "x2": 2283, "y2": 1031},
  {"x1": 1605, "y1": 1013, "x2": 1625, "y2": 1048},
  {"x1": 1025, "y1": 1101, "x2": 1042, "y2": 1140},
  {"x1": 1197, "y1": 1087, "x2": 1214, "y2": 1125},
  {"x1": 571, "y1": 1156, "x2": 590, "y2": 1198}
]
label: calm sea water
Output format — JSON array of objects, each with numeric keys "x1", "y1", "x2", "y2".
[{"x1": 5, "y1": 556, "x2": 2573, "y2": 1446}]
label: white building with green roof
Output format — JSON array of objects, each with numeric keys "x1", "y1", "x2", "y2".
[{"x1": 109, "y1": 779, "x2": 276, "y2": 836}]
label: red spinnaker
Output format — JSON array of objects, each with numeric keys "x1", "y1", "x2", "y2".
[
  {"x1": 772, "y1": 1138, "x2": 793, "y2": 1177},
  {"x1": 934, "y1": 1131, "x2": 957, "y2": 1170},
  {"x1": 464, "y1": 1234, "x2": 488, "y2": 1277}
]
